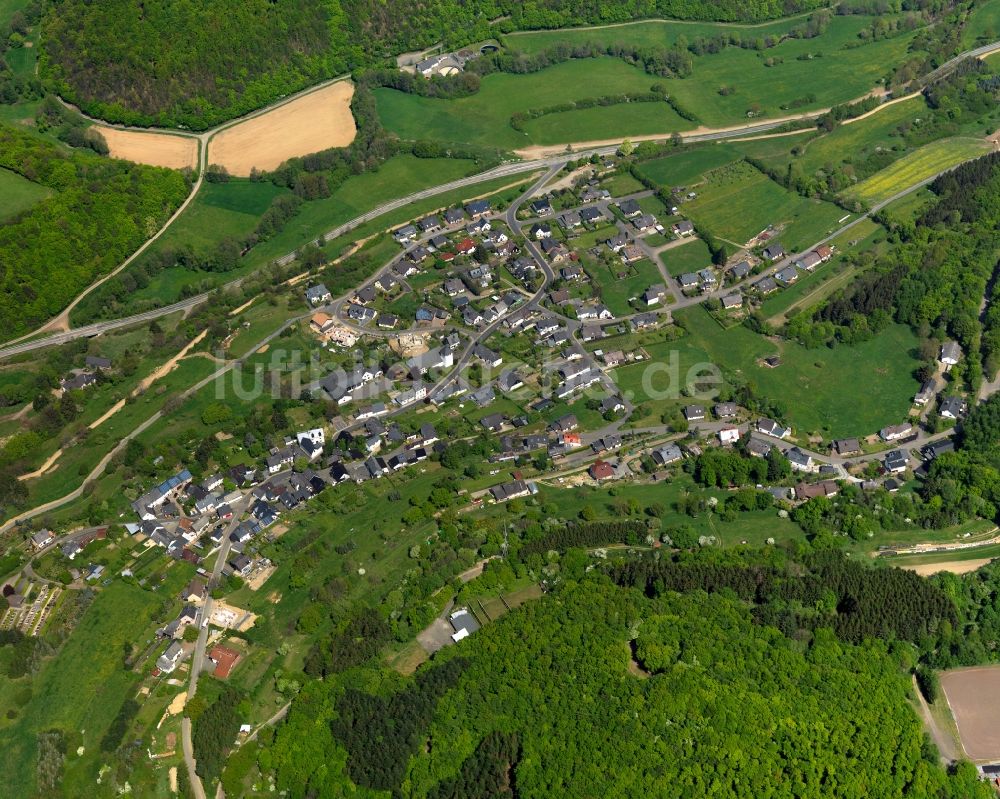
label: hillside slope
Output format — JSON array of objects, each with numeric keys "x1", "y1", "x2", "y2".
[{"x1": 39, "y1": 0, "x2": 828, "y2": 129}]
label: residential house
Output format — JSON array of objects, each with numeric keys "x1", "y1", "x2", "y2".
[
  {"x1": 489, "y1": 479, "x2": 533, "y2": 503},
  {"x1": 884, "y1": 449, "x2": 908, "y2": 474},
  {"x1": 762, "y1": 243, "x2": 785, "y2": 261},
  {"x1": 714, "y1": 402, "x2": 738, "y2": 418},
  {"x1": 756, "y1": 418, "x2": 790, "y2": 439},
  {"x1": 419, "y1": 214, "x2": 442, "y2": 233},
  {"x1": 549, "y1": 414, "x2": 578, "y2": 433},
  {"x1": 310, "y1": 312, "x2": 335, "y2": 334},
  {"x1": 530, "y1": 198, "x2": 552, "y2": 216},
  {"x1": 156, "y1": 641, "x2": 185, "y2": 674},
  {"x1": 480, "y1": 413, "x2": 505, "y2": 433},
  {"x1": 580, "y1": 206, "x2": 604, "y2": 225},
  {"x1": 673, "y1": 220, "x2": 695, "y2": 237},
  {"x1": 683, "y1": 405, "x2": 705, "y2": 422},
  {"x1": 796, "y1": 251, "x2": 822, "y2": 272},
  {"x1": 940, "y1": 341, "x2": 962, "y2": 366},
  {"x1": 879, "y1": 423, "x2": 913, "y2": 442},
  {"x1": 753, "y1": 276, "x2": 778, "y2": 294},
  {"x1": 630, "y1": 312, "x2": 659, "y2": 330},
  {"x1": 530, "y1": 222, "x2": 553, "y2": 240},
  {"x1": 832, "y1": 438, "x2": 861, "y2": 457},
  {"x1": 678, "y1": 273, "x2": 700, "y2": 291},
  {"x1": 633, "y1": 213, "x2": 659, "y2": 233},
  {"x1": 621, "y1": 244, "x2": 645, "y2": 264},
  {"x1": 393, "y1": 225, "x2": 417, "y2": 244},
  {"x1": 786, "y1": 447, "x2": 817, "y2": 473},
  {"x1": 618, "y1": 199, "x2": 642, "y2": 217},
  {"x1": 642, "y1": 284, "x2": 666, "y2": 306},
  {"x1": 590, "y1": 459, "x2": 615, "y2": 480},
  {"x1": 470, "y1": 384, "x2": 496, "y2": 407},
  {"x1": 607, "y1": 232, "x2": 629, "y2": 253},
  {"x1": 652, "y1": 443, "x2": 683, "y2": 465},
  {"x1": 775, "y1": 266, "x2": 799, "y2": 285},
  {"x1": 305, "y1": 284, "x2": 332, "y2": 305},
  {"x1": 721, "y1": 294, "x2": 743, "y2": 310},
  {"x1": 558, "y1": 210, "x2": 582, "y2": 229},
  {"x1": 85, "y1": 355, "x2": 112, "y2": 370},
  {"x1": 61, "y1": 371, "x2": 97, "y2": 391},
  {"x1": 711, "y1": 424, "x2": 738, "y2": 445},
  {"x1": 939, "y1": 395, "x2": 967, "y2": 420},
  {"x1": 914, "y1": 380, "x2": 936, "y2": 406},
  {"x1": 730, "y1": 260, "x2": 751, "y2": 279},
  {"x1": 30, "y1": 529, "x2": 54, "y2": 549},
  {"x1": 444, "y1": 207, "x2": 466, "y2": 225},
  {"x1": 465, "y1": 199, "x2": 491, "y2": 219},
  {"x1": 795, "y1": 480, "x2": 839, "y2": 500}
]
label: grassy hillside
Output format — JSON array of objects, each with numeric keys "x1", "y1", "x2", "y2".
[{"x1": 0, "y1": 165, "x2": 50, "y2": 220}]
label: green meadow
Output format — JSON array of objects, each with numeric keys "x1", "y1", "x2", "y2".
[
  {"x1": 0, "y1": 166, "x2": 51, "y2": 221},
  {"x1": 506, "y1": 15, "x2": 917, "y2": 128},
  {"x1": 680, "y1": 160, "x2": 845, "y2": 249},
  {"x1": 636, "y1": 144, "x2": 743, "y2": 188},
  {"x1": 376, "y1": 58, "x2": 684, "y2": 149},
  {"x1": 661, "y1": 238, "x2": 714, "y2": 276},
  {"x1": 618, "y1": 304, "x2": 918, "y2": 438}
]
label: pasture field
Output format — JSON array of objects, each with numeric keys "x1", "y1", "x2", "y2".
[
  {"x1": 847, "y1": 137, "x2": 992, "y2": 205},
  {"x1": 680, "y1": 160, "x2": 845, "y2": 250},
  {"x1": 4, "y1": 43, "x2": 34, "y2": 76},
  {"x1": 0, "y1": 166, "x2": 51, "y2": 220},
  {"x1": 941, "y1": 666, "x2": 1000, "y2": 761},
  {"x1": 507, "y1": 15, "x2": 917, "y2": 127},
  {"x1": 662, "y1": 238, "x2": 713, "y2": 276},
  {"x1": 618, "y1": 304, "x2": 918, "y2": 437},
  {"x1": 636, "y1": 144, "x2": 741, "y2": 188},
  {"x1": 93, "y1": 125, "x2": 198, "y2": 170},
  {"x1": 151, "y1": 180, "x2": 288, "y2": 254},
  {"x1": 521, "y1": 98, "x2": 686, "y2": 144},
  {"x1": 0, "y1": 571, "x2": 194, "y2": 798},
  {"x1": 209, "y1": 80, "x2": 356, "y2": 175},
  {"x1": 376, "y1": 58, "x2": 685, "y2": 149},
  {"x1": 586, "y1": 257, "x2": 662, "y2": 316}
]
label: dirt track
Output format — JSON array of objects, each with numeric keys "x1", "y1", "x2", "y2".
[
  {"x1": 94, "y1": 126, "x2": 198, "y2": 170},
  {"x1": 209, "y1": 81, "x2": 356, "y2": 175},
  {"x1": 902, "y1": 558, "x2": 995, "y2": 576}
]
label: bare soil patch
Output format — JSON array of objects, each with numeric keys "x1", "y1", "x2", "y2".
[
  {"x1": 210, "y1": 81, "x2": 356, "y2": 176},
  {"x1": 941, "y1": 665, "x2": 1000, "y2": 761},
  {"x1": 93, "y1": 126, "x2": 198, "y2": 170}
]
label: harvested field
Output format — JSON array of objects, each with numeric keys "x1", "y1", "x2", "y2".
[
  {"x1": 209, "y1": 81, "x2": 356, "y2": 176},
  {"x1": 901, "y1": 558, "x2": 995, "y2": 576},
  {"x1": 93, "y1": 126, "x2": 198, "y2": 170},
  {"x1": 941, "y1": 666, "x2": 1000, "y2": 761}
]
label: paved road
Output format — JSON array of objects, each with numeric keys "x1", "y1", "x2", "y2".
[{"x1": 181, "y1": 494, "x2": 248, "y2": 799}]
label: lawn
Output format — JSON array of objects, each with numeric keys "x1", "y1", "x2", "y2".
[
  {"x1": 0, "y1": 166, "x2": 51, "y2": 221},
  {"x1": 661, "y1": 238, "x2": 713, "y2": 276},
  {"x1": 0, "y1": 572, "x2": 194, "y2": 798},
  {"x1": 847, "y1": 137, "x2": 992, "y2": 205},
  {"x1": 681, "y1": 160, "x2": 845, "y2": 250},
  {"x1": 507, "y1": 15, "x2": 919, "y2": 128},
  {"x1": 376, "y1": 58, "x2": 687, "y2": 149},
  {"x1": 618, "y1": 304, "x2": 919, "y2": 438},
  {"x1": 636, "y1": 144, "x2": 742, "y2": 188},
  {"x1": 588, "y1": 257, "x2": 663, "y2": 316}
]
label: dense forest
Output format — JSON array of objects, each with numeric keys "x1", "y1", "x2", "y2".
[
  {"x1": 261, "y1": 577, "x2": 991, "y2": 798},
  {"x1": 0, "y1": 124, "x2": 190, "y2": 338},
  {"x1": 40, "y1": 0, "x2": 829, "y2": 128}
]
